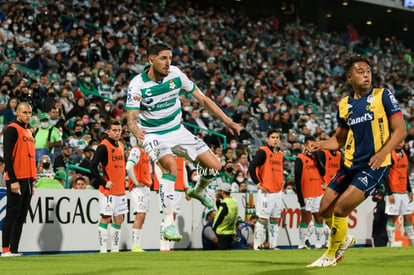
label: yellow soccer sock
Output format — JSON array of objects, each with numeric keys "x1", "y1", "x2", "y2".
[
  {"x1": 325, "y1": 216, "x2": 333, "y2": 229},
  {"x1": 325, "y1": 215, "x2": 348, "y2": 258}
]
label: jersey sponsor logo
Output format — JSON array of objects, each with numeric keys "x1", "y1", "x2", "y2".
[
  {"x1": 112, "y1": 155, "x2": 124, "y2": 161},
  {"x1": 348, "y1": 113, "x2": 373, "y2": 126},
  {"x1": 144, "y1": 88, "x2": 152, "y2": 97},
  {"x1": 269, "y1": 160, "x2": 282, "y2": 165},
  {"x1": 378, "y1": 117, "x2": 385, "y2": 144},
  {"x1": 148, "y1": 98, "x2": 176, "y2": 111}
]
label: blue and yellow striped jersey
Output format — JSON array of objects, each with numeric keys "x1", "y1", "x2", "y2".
[{"x1": 337, "y1": 87, "x2": 402, "y2": 169}]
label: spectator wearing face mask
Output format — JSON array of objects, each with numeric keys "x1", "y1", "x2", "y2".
[
  {"x1": 53, "y1": 143, "x2": 76, "y2": 184},
  {"x1": 68, "y1": 124, "x2": 88, "y2": 165},
  {"x1": 284, "y1": 175, "x2": 296, "y2": 194},
  {"x1": 36, "y1": 154, "x2": 55, "y2": 180},
  {"x1": 34, "y1": 113, "x2": 62, "y2": 163},
  {"x1": 100, "y1": 101, "x2": 113, "y2": 121},
  {"x1": 185, "y1": 108, "x2": 208, "y2": 136},
  {"x1": 111, "y1": 98, "x2": 126, "y2": 120},
  {"x1": 69, "y1": 145, "x2": 92, "y2": 186},
  {"x1": 41, "y1": 86, "x2": 58, "y2": 113},
  {"x1": 217, "y1": 160, "x2": 235, "y2": 187},
  {"x1": 231, "y1": 170, "x2": 246, "y2": 193},
  {"x1": 188, "y1": 169, "x2": 200, "y2": 188}
]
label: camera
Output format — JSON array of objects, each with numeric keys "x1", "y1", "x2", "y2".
[{"x1": 371, "y1": 188, "x2": 384, "y2": 202}]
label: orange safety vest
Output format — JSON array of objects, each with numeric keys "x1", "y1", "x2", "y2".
[
  {"x1": 322, "y1": 150, "x2": 341, "y2": 184},
  {"x1": 175, "y1": 156, "x2": 185, "y2": 191},
  {"x1": 128, "y1": 145, "x2": 152, "y2": 191},
  {"x1": 297, "y1": 154, "x2": 323, "y2": 198},
  {"x1": 153, "y1": 156, "x2": 185, "y2": 191},
  {"x1": 388, "y1": 151, "x2": 408, "y2": 193},
  {"x1": 98, "y1": 139, "x2": 125, "y2": 196},
  {"x1": 255, "y1": 147, "x2": 284, "y2": 193},
  {"x1": 5, "y1": 122, "x2": 36, "y2": 181}
]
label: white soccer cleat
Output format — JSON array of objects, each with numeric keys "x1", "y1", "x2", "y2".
[
  {"x1": 307, "y1": 255, "x2": 337, "y2": 267},
  {"x1": 335, "y1": 235, "x2": 355, "y2": 263},
  {"x1": 1, "y1": 252, "x2": 22, "y2": 257}
]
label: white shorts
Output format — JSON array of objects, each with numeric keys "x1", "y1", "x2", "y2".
[
  {"x1": 130, "y1": 186, "x2": 151, "y2": 214},
  {"x1": 304, "y1": 196, "x2": 322, "y2": 213},
  {"x1": 256, "y1": 191, "x2": 283, "y2": 219},
  {"x1": 385, "y1": 193, "x2": 413, "y2": 216},
  {"x1": 142, "y1": 126, "x2": 210, "y2": 162},
  {"x1": 99, "y1": 193, "x2": 129, "y2": 216}
]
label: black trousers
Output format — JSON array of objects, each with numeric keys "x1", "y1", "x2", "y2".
[
  {"x1": 216, "y1": 234, "x2": 234, "y2": 250},
  {"x1": 372, "y1": 200, "x2": 388, "y2": 247},
  {"x1": 2, "y1": 178, "x2": 33, "y2": 253}
]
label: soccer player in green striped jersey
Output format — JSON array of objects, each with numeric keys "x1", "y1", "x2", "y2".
[{"x1": 126, "y1": 43, "x2": 240, "y2": 241}]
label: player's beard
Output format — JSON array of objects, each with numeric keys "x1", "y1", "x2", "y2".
[{"x1": 154, "y1": 65, "x2": 169, "y2": 79}]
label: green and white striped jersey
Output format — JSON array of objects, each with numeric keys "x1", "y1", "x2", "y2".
[{"x1": 126, "y1": 65, "x2": 196, "y2": 134}]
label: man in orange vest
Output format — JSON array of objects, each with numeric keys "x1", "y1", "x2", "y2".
[
  {"x1": 2, "y1": 102, "x2": 36, "y2": 257},
  {"x1": 126, "y1": 143, "x2": 152, "y2": 252},
  {"x1": 154, "y1": 156, "x2": 189, "y2": 251},
  {"x1": 295, "y1": 136, "x2": 326, "y2": 249},
  {"x1": 248, "y1": 128, "x2": 284, "y2": 250},
  {"x1": 384, "y1": 140, "x2": 414, "y2": 246},
  {"x1": 90, "y1": 119, "x2": 127, "y2": 253},
  {"x1": 320, "y1": 149, "x2": 342, "y2": 190}
]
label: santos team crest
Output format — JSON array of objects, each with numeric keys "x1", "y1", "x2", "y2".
[{"x1": 169, "y1": 80, "x2": 176, "y2": 90}]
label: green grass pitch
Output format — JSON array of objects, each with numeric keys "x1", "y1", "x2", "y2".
[{"x1": 0, "y1": 247, "x2": 413, "y2": 274}]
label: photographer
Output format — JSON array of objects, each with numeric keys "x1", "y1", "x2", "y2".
[
  {"x1": 372, "y1": 186, "x2": 388, "y2": 247},
  {"x1": 36, "y1": 155, "x2": 55, "y2": 180}
]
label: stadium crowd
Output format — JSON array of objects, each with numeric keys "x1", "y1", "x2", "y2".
[{"x1": 0, "y1": 0, "x2": 413, "y2": 201}]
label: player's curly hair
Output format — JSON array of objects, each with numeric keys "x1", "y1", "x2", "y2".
[{"x1": 344, "y1": 54, "x2": 372, "y2": 75}]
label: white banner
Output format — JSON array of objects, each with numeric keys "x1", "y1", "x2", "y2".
[{"x1": 0, "y1": 188, "x2": 380, "y2": 252}]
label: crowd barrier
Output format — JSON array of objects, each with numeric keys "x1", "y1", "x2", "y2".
[{"x1": 0, "y1": 188, "x2": 410, "y2": 253}]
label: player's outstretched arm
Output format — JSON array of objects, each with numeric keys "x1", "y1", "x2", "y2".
[
  {"x1": 305, "y1": 127, "x2": 347, "y2": 153},
  {"x1": 192, "y1": 87, "x2": 240, "y2": 136}
]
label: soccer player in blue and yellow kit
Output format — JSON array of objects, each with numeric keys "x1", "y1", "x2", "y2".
[{"x1": 306, "y1": 55, "x2": 406, "y2": 267}]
